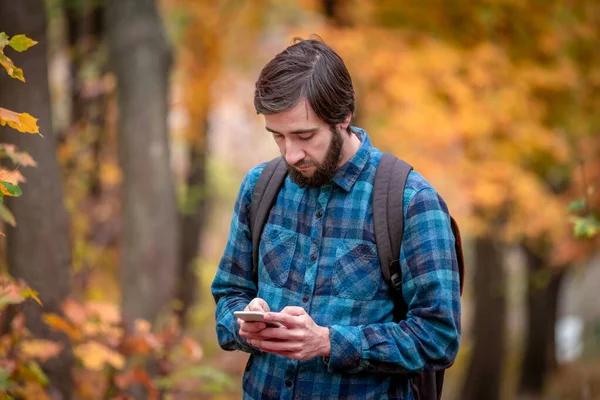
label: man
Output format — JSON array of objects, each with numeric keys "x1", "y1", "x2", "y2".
[{"x1": 211, "y1": 37, "x2": 461, "y2": 399}]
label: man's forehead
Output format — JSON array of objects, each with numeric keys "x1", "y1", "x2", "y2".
[{"x1": 264, "y1": 100, "x2": 323, "y2": 133}]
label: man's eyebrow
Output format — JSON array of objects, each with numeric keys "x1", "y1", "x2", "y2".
[{"x1": 265, "y1": 127, "x2": 318, "y2": 135}]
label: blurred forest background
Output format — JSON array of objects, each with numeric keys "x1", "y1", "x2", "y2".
[{"x1": 0, "y1": 0, "x2": 599, "y2": 399}]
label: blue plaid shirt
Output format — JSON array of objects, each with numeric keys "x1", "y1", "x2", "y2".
[{"x1": 211, "y1": 128, "x2": 461, "y2": 399}]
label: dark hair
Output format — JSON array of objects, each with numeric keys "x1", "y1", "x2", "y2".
[{"x1": 254, "y1": 36, "x2": 355, "y2": 132}]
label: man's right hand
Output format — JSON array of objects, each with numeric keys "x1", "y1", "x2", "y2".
[{"x1": 238, "y1": 298, "x2": 271, "y2": 337}]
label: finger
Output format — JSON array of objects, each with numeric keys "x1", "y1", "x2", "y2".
[
  {"x1": 247, "y1": 298, "x2": 270, "y2": 312},
  {"x1": 264, "y1": 312, "x2": 302, "y2": 328},
  {"x1": 252, "y1": 326, "x2": 295, "y2": 341},
  {"x1": 252, "y1": 338, "x2": 301, "y2": 353},
  {"x1": 239, "y1": 320, "x2": 267, "y2": 333}
]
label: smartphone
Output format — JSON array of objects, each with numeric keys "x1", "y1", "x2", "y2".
[{"x1": 234, "y1": 311, "x2": 283, "y2": 328}]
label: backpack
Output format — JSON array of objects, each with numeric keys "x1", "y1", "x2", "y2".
[{"x1": 249, "y1": 153, "x2": 465, "y2": 400}]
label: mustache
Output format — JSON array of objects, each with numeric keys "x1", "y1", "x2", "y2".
[{"x1": 292, "y1": 160, "x2": 317, "y2": 168}]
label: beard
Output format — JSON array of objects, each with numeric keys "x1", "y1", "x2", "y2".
[{"x1": 286, "y1": 125, "x2": 344, "y2": 188}]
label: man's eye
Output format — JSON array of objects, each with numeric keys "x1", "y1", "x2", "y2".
[{"x1": 299, "y1": 134, "x2": 313, "y2": 141}]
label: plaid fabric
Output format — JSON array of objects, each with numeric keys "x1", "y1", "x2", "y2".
[{"x1": 211, "y1": 128, "x2": 461, "y2": 400}]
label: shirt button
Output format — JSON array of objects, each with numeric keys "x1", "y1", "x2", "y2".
[
  {"x1": 285, "y1": 380, "x2": 293, "y2": 388},
  {"x1": 302, "y1": 296, "x2": 309, "y2": 303},
  {"x1": 316, "y1": 210, "x2": 323, "y2": 218},
  {"x1": 310, "y1": 254, "x2": 317, "y2": 261}
]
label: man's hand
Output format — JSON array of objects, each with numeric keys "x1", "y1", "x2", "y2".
[
  {"x1": 238, "y1": 298, "x2": 271, "y2": 337},
  {"x1": 242, "y1": 306, "x2": 331, "y2": 361}
]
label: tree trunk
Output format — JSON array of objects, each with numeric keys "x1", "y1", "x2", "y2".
[
  {"x1": 461, "y1": 237, "x2": 507, "y2": 400},
  {"x1": 518, "y1": 245, "x2": 566, "y2": 399},
  {"x1": 105, "y1": 0, "x2": 178, "y2": 329},
  {"x1": 0, "y1": 1, "x2": 73, "y2": 398}
]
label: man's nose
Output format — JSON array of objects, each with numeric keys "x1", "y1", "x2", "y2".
[{"x1": 284, "y1": 141, "x2": 305, "y2": 166}]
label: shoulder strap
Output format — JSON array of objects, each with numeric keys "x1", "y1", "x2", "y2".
[
  {"x1": 373, "y1": 153, "x2": 413, "y2": 320},
  {"x1": 250, "y1": 157, "x2": 288, "y2": 281}
]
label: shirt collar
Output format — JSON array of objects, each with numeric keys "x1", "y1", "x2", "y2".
[{"x1": 331, "y1": 127, "x2": 372, "y2": 192}]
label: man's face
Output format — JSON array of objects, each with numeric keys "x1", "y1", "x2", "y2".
[{"x1": 264, "y1": 100, "x2": 345, "y2": 187}]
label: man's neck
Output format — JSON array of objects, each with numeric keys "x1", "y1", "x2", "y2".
[{"x1": 337, "y1": 130, "x2": 361, "y2": 168}]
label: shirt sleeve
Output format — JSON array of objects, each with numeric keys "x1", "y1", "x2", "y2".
[
  {"x1": 211, "y1": 165, "x2": 265, "y2": 354},
  {"x1": 325, "y1": 186, "x2": 461, "y2": 374}
]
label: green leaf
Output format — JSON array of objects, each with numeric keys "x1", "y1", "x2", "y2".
[
  {"x1": 0, "y1": 182, "x2": 22, "y2": 197},
  {"x1": 567, "y1": 198, "x2": 586, "y2": 213},
  {"x1": 0, "y1": 204, "x2": 16, "y2": 227},
  {"x1": 570, "y1": 215, "x2": 600, "y2": 239},
  {"x1": 0, "y1": 32, "x2": 9, "y2": 48},
  {"x1": 8, "y1": 34, "x2": 37, "y2": 52},
  {"x1": 26, "y1": 361, "x2": 49, "y2": 386}
]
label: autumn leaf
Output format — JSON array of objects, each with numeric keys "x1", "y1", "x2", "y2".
[
  {"x1": 0, "y1": 182, "x2": 22, "y2": 197},
  {"x1": 0, "y1": 169, "x2": 26, "y2": 185},
  {"x1": 0, "y1": 282, "x2": 24, "y2": 307},
  {"x1": 74, "y1": 341, "x2": 125, "y2": 371},
  {"x1": 62, "y1": 298, "x2": 88, "y2": 326},
  {"x1": 0, "y1": 145, "x2": 36, "y2": 167},
  {"x1": 0, "y1": 107, "x2": 39, "y2": 134},
  {"x1": 8, "y1": 34, "x2": 37, "y2": 52},
  {"x1": 86, "y1": 301, "x2": 120, "y2": 325},
  {"x1": 42, "y1": 313, "x2": 83, "y2": 341},
  {"x1": 0, "y1": 32, "x2": 26, "y2": 82},
  {"x1": 21, "y1": 287, "x2": 42, "y2": 306},
  {"x1": 20, "y1": 340, "x2": 62, "y2": 362}
]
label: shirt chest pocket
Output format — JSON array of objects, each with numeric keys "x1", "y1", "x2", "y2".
[
  {"x1": 258, "y1": 225, "x2": 297, "y2": 287},
  {"x1": 332, "y1": 240, "x2": 387, "y2": 301}
]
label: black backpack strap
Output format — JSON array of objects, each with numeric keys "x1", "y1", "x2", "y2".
[
  {"x1": 373, "y1": 152, "x2": 413, "y2": 320},
  {"x1": 250, "y1": 157, "x2": 288, "y2": 281}
]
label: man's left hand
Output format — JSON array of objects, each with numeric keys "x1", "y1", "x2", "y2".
[{"x1": 242, "y1": 306, "x2": 330, "y2": 360}]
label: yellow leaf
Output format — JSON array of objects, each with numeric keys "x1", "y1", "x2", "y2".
[
  {"x1": 0, "y1": 52, "x2": 25, "y2": 82},
  {"x1": 21, "y1": 287, "x2": 42, "y2": 305},
  {"x1": 8, "y1": 34, "x2": 38, "y2": 52},
  {"x1": 0, "y1": 108, "x2": 39, "y2": 133},
  {"x1": 42, "y1": 313, "x2": 83, "y2": 341},
  {"x1": 20, "y1": 339, "x2": 63, "y2": 361},
  {"x1": 74, "y1": 341, "x2": 125, "y2": 371}
]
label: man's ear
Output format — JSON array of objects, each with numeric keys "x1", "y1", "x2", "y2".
[{"x1": 339, "y1": 113, "x2": 352, "y2": 132}]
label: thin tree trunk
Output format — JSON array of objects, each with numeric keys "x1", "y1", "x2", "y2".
[
  {"x1": 546, "y1": 268, "x2": 566, "y2": 372},
  {"x1": 177, "y1": 134, "x2": 208, "y2": 326},
  {"x1": 461, "y1": 237, "x2": 507, "y2": 400},
  {"x1": 0, "y1": 1, "x2": 73, "y2": 398},
  {"x1": 64, "y1": 1, "x2": 105, "y2": 198},
  {"x1": 105, "y1": 0, "x2": 178, "y2": 329},
  {"x1": 518, "y1": 245, "x2": 566, "y2": 399}
]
